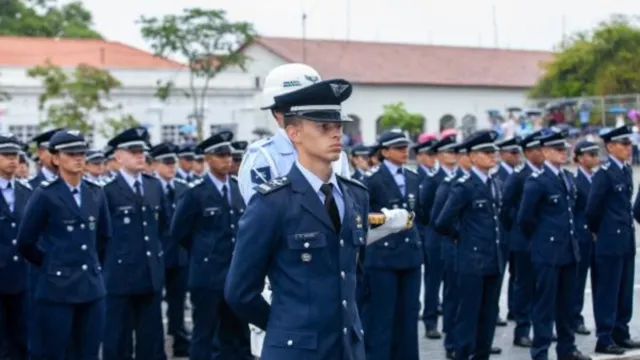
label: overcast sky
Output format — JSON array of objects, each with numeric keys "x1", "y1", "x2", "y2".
[{"x1": 79, "y1": 0, "x2": 638, "y2": 52}]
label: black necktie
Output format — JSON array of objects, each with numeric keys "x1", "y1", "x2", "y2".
[
  {"x1": 166, "y1": 185, "x2": 175, "y2": 204},
  {"x1": 558, "y1": 172, "x2": 568, "y2": 192},
  {"x1": 221, "y1": 185, "x2": 229, "y2": 206},
  {"x1": 486, "y1": 177, "x2": 495, "y2": 199},
  {"x1": 320, "y1": 183, "x2": 341, "y2": 233},
  {"x1": 133, "y1": 180, "x2": 143, "y2": 203}
]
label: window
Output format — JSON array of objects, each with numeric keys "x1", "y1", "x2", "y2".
[
  {"x1": 8, "y1": 124, "x2": 38, "y2": 145},
  {"x1": 210, "y1": 123, "x2": 238, "y2": 136},
  {"x1": 162, "y1": 125, "x2": 182, "y2": 143}
]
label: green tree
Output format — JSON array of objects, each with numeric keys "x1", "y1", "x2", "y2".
[
  {"x1": 27, "y1": 61, "x2": 137, "y2": 139},
  {"x1": 379, "y1": 102, "x2": 424, "y2": 134},
  {"x1": 138, "y1": 8, "x2": 257, "y2": 139},
  {"x1": 99, "y1": 114, "x2": 141, "y2": 139},
  {"x1": 0, "y1": 0, "x2": 102, "y2": 39},
  {"x1": 530, "y1": 15, "x2": 640, "y2": 97}
]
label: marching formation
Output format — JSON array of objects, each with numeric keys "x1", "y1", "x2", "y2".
[{"x1": 0, "y1": 61, "x2": 638, "y2": 360}]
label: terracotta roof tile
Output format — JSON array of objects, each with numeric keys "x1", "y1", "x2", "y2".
[
  {"x1": 256, "y1": 37, "x2": 553, "y2": 88},
  {"x1": 0, "y1": 36, "x2": 184, "y2": 69}
]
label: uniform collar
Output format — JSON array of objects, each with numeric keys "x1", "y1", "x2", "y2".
[
  {"x1": 119, "y1": 169, "x2": 143, "y2": 188},
  {"x1": 65, "y1": 181, "x2": 81, "y2": 194},
  {"x1": 176, "y1": 167, "x2": 191, "y2": 179},
  {"x1": 0, "y1": 177, "x2": 14, "y2": 190},
  {"x1": 383, "y1": 159, "x2": 402, "y2": 175},
  {"x1": 608, "y1": 155, "x2": 625, "y2": 169},
  {"x1": 296, "y1": 161, "x2": 342, "y2": 198},
  {"x1": 471, "y1": 166, "x2": 489, "y2": 183},
  {"x1": 157, "y1": 176, "x2": 175, "y2": 189},
  {"x1": 206, "y1": 172, "x2": 230, "y2": 193},
  {"x1": 500, "y1": 162, "x2": 514, "y2": 174},
  {"x1": 441, "y1": 165, "x2": 457, "y2": 177},
  {"x1": 526, "y1": 160, "x2": 540, "y2": 173},
  {"x1": 544, "y1": 161, "x2": 561, "y2": 175},
  {"x1": 578, "y1": 167, "x2": 592, "y2": 182},
  {"x1": 42, "y1": 166, "x2": 57, "y2": 181}
]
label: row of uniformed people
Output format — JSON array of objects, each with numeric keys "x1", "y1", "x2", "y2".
[{"x1": 0, "y1": 126, "x2": 255, "y2": 360}]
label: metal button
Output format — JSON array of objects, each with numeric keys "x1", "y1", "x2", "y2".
[
  {"x1": 56, "y1": 271, "x2": 61, "y2": 276},
  {"x1": 144, "y1": 236, "x2": 149, "y2": 241},
  {"x1": 10, "y1": 223, "x2": 15, "y2": 228},
  {"x1": 97, "y1": 266, "x2": 102, "y2": 271},
  {"x1": 146, "y1": 251, "x2": 151, "y2": 257},
  {"x1": 231, "y1": 238, "x2": 235, "y2": 243},
  {"x1": 550, "y1": 237, "x2": 555, "y2": 241},
  {"x1": 287, "y1": 340, "x2": 293, "y2": 346},
  {"x1": 141, "y1": 206, "x2": 146, "y2": 211},
  {"x1": 340, "y1": 239, "x2": 344, "y2": 246},
  {"x1": 143, "y1": 221, "x2": 147, "y2": 226},
  {"x1": 342, "y1": 300, "x2": 347, "y2": 307},
  {"x1": 343, "y1": 328, "x2": 348, "y2": 335},
  {"x1": 404, "y1": 238, "x2": 409, "y2": 243},
  {"x1": 231, "y1": 224, "x2": 235, "y2": 229},
  {"x1": 383, "y1": 242, "x2": 389, "y2": 247},
  {"x1": 473, "y1": 246, "x2": 477, "y2": 251},
  {"x1": 584, "y1": 225, "x2": 588, "y2": 229},
  {"x1": 80, "y1": 224, "x2": 85, "y2": 229},
  {"x1": 117, "y1": 259, "x2": 122, "y2": 264},
  {"x1": 230, "y1": 210, "x2": 234, "y2": 215},
  {"x1": 359, "y1": 237, "x2": 363, "y2": 242},
  {"x1": 11, "y1": 239, "x2": 16, "y2": 245},
  {"x1": 304, "y1": 242, "x2": 310, "y2": 248},
  {"x1": 204, "y1": 258, "x2": 209, "y2": 262},
  {"x1": 13, "y1": 255, "x2": 18, "y2": 262},
  {"x1": 81, "y1": 244, "x2": 87, "y2": 251},
  {"x1": 82, "y1": 264, "x2": 88, "y2": 270},
  {"x1": 617, "y1": 229, "x2": 621, "y2": 234},
  {"x1": 341, "y1": 271, "x2": 345, "y2": 279}
]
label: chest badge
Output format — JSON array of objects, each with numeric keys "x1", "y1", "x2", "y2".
[
  {"x1": 66, "y1": 225, "x2": 74, "y2": 232},
  {"x1": 301, "y1": 253, "x2": 312, "y2": 262},
  {"x1": 123, "y1": 217, "x2": 130, "y2": 225},
  {"x1": 355, "y1": 215, "x2": 363, "y2": 229},
  {"x1": 408, "y1": 193, "x2": 416, "y2": 210}
]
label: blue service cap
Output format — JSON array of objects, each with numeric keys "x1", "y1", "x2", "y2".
[
  {"x1": 519, "y1": 129, "x2": 551, "y2": 150},
  {"x1": 431, "y1": 135, "x2": 457, "y2": 153},
  {"x1": 194, "y1": 147, "x2": 204, "y2": 160},
  {"x1": 464, "y1": 130, "x2": 499, "y2": 152},
  {"x1": 231, "y1": 141, "x2": 248, "y2": 160},
  {"x1": 150, "y1": 142, "x2": 178, "y2": 164},
  {"x1": 412, "y1": 138, "x2": 438, "y2": 154},
  {"x1": 197, "y1": 131, "x2": 234, "y2": 155},
  {"x1": 600, "y1": 124, "x2": 633, "y2": 144},
  {"x1": 539, "y1": 128, "x2": 570, "y2": 149},
  {"x1": 574, "y1": 140, "x2": 599, "y2": 156},
  {"x1": 273, "y1": 79, "x2": 353, "y2": 122},
  {"x1": 350, "y1": 144, "x2": 371, "y2": 157},
  {"x1": 377, "y1": 130, "x2": 411, "y2": 148},
  {"x1": 0, "y1": 132, "x2": 22, "y2": 154},
  {"x1": 108, "y1": 127, "x2": 150, "y2": 151},
  {"x1": 496, "y1": 136, "x2": 522, "y2": 152},
  {"x1": 86, "y1": 150, "x2": 105, "y2": 164},
  {"x1": 31, "y1": 128, "x2": 64, "y2": 149},
  {"x1": 48, "y1": 129, "x2": 89, "y2": 153},
  {"x1": 177, "y1": 143, "x2": 196, "y2": 159}
]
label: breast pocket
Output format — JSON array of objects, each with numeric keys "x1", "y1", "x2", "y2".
[
  {"x1": 201, "y1": 207, "x2": 221, "y2": 228},
  {"x1": 113, "y1": 207, "x2": 136, "y2": 228},
  {"x1": 286, "y1": 232, "x2": 330, "y2": 271}
]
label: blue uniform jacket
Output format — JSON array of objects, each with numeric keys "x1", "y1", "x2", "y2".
[
  {"x1": 224, "y1": 165, "x2": 368, "y2": 360},
  {"x1": 170, "y1": 176, "x2": 245, "y2": 291},
  {"x1": 431, "y1": 171, "x2": 462, "y2": 265},
  {"x1": 517, "y1": 165, "x2": 580, "y2": 265},
  {"x1": 418, "y1": 168, "x2": 447, "y2": 248},
  {"x1": 16, "y1": 178, "x2": 111, "y2": 303},
  {"x1": 435, "y1": 172, "x2": 504, "y2": 275},
  {"x1": 0, "y1": 180, "x2": 32, "y2": 294},
  {"x1": 573, "y1": 170, "x2": 593, "y2": 246},
  {"x1": 352, "y1": 169, "x2": 366, "y2": 183},
  {"x1": 102, "y1": 173, "x2": 169, "y2": 295},
  {"x1": 500, "y1": 164, "x2": 534, "y2": 252},
  {"x1": 494, "y1": 164, "x2": 510, "y2": 184},
  {"x1": 587, "y1": 161, "x2": 635, "y2": 257},
  {"x1": 365, "y1": 164, "x2": 422, "y2": 269},
  {"x1": 162, "y1": 178, "x2": 189, "y2": 269}
]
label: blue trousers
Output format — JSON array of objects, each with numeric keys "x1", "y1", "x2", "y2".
[
  {"x1": 593, "y1": 256, "x2": 635, "y2": 347},
  {"x1": 422, "y1": 247, "x2": 443, "y2": 332},
  {"x1": 530, "y1": 263, "x2": 577, "y2": 360},
  {"x1": 0, "y1": 292, "x2": 27, "y2": 360},
  {"x1": 191, "y1": 288, "x2": 251, "y2": 360},
  {"x1": 442, "y1": 262, "x2": 458, "y2": 352},
  {"x1": 453, "y1": 272, "x2": 501, "y2": 360},
  {"x1": 512, "y1": 251, "x2": 534, "y2": 340},
  {"x1": 364, "y1": 267, "x2": 421, "y2": 360},
  {"x1": 572, "y1": 241, "x2": 592, "y2": 328},
  {"x1": 507, "y1": 252, "x2": 515, "y2": 316},
  {"x1": 164, "y1": 266, "x2": 189, "y2": 352},
  {"x1": 33, "y1": 299, "x2": 104, "y2": 360},
  {"x1": 103, "y1": 292, "x2": 166, "y2": 360}
]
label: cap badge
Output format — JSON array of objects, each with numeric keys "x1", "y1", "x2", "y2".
[{"x1": 330, "y1": 83, "x2": 349, "y2": 97}]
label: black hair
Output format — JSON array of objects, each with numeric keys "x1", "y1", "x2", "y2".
[{"x1": 283, "y1": 116, "x2": 303, "y2": 128}]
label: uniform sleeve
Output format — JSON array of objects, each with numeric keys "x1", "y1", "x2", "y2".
[
  {"x1": 224, "y1": 193, "x2": 280, "y2": 330},
  {"x1": 517, "y1": 176, "x2": 543, "y2": 238},
  {"x1": 238, "y1": 150, "x2": 274, "y2": 205},
  {"x1": 170, "y1": 188, "x2": 198, "y2": 250},
  {"x1": 96, "y1": 189, "x2": 112, "y2": 263},
  {"x1": 16, "y1": 188, "x2": 48, "y2": 266},
  {"x1": 158, "y1": 185, "x2": 172, "y2": 236},
  {"x1": 499, "y1": 173, "x2": 519, "y2": 230},
  {"x1": 434, "y1": 182, "x2": 468, "y2": 239},
  {"x1": 585, "y1": 170, "x2": 608, "y2": 233},
  {"x1": 417, "y1": 176, "x2": 436, "y2": 226},
  {"x1": 430, "y1": 182, "x2": 450, "y2": 231}
]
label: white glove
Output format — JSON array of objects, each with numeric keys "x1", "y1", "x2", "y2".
[{"x1": 366, "y1": 208, "x2": 412, "y2": 245}]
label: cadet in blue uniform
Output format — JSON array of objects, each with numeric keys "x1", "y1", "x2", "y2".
[
  {"x1": 494, "y1": 136, "x2": 521, "y2": 325},
  {"x1": 350, "y1": 144, "x2": 371, "y2": 182},
  {"x1": 17, "y1": 129, "x2": 111, "y2": 360},
  {"x1": 171, "y1": 131, "x2": 251, "y2": 360},
  {"x1": 28, "y1": 129, "x2": 62, "y2": 188},
  {"x1": 150, "y1": 142, "x2": 191, "y2": 358},
  {"x1": 225, "y1": 78, "x2": 369, "y2": 360},
  {"x1": 176, "y1": 143, "x2": 196, "y2": 182},
  {"x1": 413, "y1": 137, "x2": 438, "y2": 182},
  {"x1": 231, "y1": 140, "x2": 248, "y2": 177},
  {"x1": 84, "y1": 150, "x2": 106, "y2": 184},
  {"x1": 103, "y1": 147, "x2": 119, "y2": 179},
  {"x1": 431, "y1": 141, "x2": 470, "y2": 359},
  {"x1": 0, "y1": 134, "x2": 32, "y2": 360},
  {"x1": 572, "y1": 141, "x2": 600, "y2": 336},
  {"x1": 192, "y1": 148, "x2": 206, "y2": 180},
  {"x1": 364, "y1": 130, "x2": 421, "y2": 360},
  {"x1": 435, "y1": 130, "x2": 504, "y2": 360},
  {"x1": 588, "y1": 125, "x2": 640, "y2": 355},
  {"x1": 517, "y1": 130, "x2": 590, "y2": 360},
  {"x1": 500, "y1": 130, "x2": 547, "y2": 348},
  {"x1": 101, "y1": 127, "x2": 169, "y2": 360},
  {"x1": 418, "y1": 134, "x2": 457, "y2": 339}
]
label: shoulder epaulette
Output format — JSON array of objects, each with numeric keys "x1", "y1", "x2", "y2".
[
  {"x1": 444, "y1": 174, "x2": 456, "y2": 182},
  {"x1": 103, "y1": 176, "x2": 116, "y2": 185},
  {"x1": 16, "y1": 179, "x2": 32, "y2": 190},
  {"x1": 337, "y1": 174, "x2": 367, "y2": 191},
  {"x1": 601, "y1": 161, "x2": 611, "y2": 170},
  {"x1": 404, "y1": 167, "x2": 417, "y2": 175},
  {"x1": 253, "y1": 177, "x2": 291, "y2": 195},
  {"x1": 40, "y1": 179, "x2": 53, "y2": 188},
  {"x1": 189, "y1": 178, "x2": 204, "y2": 188},
  {"x1": 174, "y1": 178, "x2": 188, "y2": 185},
  {"x1": 514, "y1": 163, "x2": 525, "y2": 173},
  {"x1": 230, "y1": 175, "x2": 238, "y2": 182},
  {"x1": 532, "y1": 169, "x2": 543, "y2": 178},
  {"x1": 246, "y1": 138, "x2": 271, "y2": 153},
  {"x1": 457, "y1": 174, "x2": 470, "y2": 183}
]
